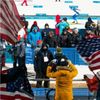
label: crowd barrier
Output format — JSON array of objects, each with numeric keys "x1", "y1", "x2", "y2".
[
  {"x1": 32, "y1": 87, "x2": 95, "y2": 100},
  {"x1": 30, "y1": 79, "x2": 95, "y2": 100},
  {"x1": 26, "y1": 47, "x2": 87, "y2": 65},
  {"x1": 5, "y1": 46, "x2": 87, "y2": 65}
]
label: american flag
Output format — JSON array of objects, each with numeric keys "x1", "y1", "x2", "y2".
[
  {"x1": 76, "y1": 38, "x2": 100, "y2": 71},
  {"x1": 0, "y1": 70, "x2": 33, "y2": 100},
  {"x1": 0, "y1": 0, "x2": 23, "y2": 44},
  {"x1": 0, "y1": 84, "x2": 33, "y2": 100},
  {"x1": 0, "y1": 0, "x2": 32, "y2": 99}
]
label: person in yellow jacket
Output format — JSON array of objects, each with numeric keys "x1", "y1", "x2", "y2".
[{"x1": 47, "y1": 58, "x2": 78, "y2": 100}]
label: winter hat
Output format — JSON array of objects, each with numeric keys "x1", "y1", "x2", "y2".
[
  {"x1": 56, "y1": 58, "x2": 69, "y2": 70},
  {"x1": 63, "y1": 17, "x2": 67, "y2": 21},
  {"x1": 33, "y1": 21, "x2": 37, "y2": 25},
  {"x1": 37, "y1": 40, "x2": 42, "y2": 45},
  {"x1": 41, "y1": 43, "x2": 49, "y2": 49},
  {"x1": 59, "y1": 58, "x2": 68, "y2": 66},
  {"x1": 37, "y1": 40, "x2": 42, "y2": 47},
  {"x1": 73, "y1": 27, "x2": 78, "y2": 31},
  {"x1": 56, "y1": 15, "x2": 61, "y2": 23},
  {"x1": 88, "y1": 17, "x2": 92, "y2": 22},
  {"x1": 73, "y1": 28, "x2": 79, "y2": 33},
  {"x1": 56, "y1": 47, "x2": 62, "y2": 54},
  {"x1": 45, "y1": 23, "x2": 49, "y2": 27}
]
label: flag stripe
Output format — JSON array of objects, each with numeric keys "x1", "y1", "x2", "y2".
[
  {"x1": 89, "y1": 66, "x2": 100, "y2": 71},
  {"x1": 9, "y1": 0, "x2": 24, "y2": 30},
  {"x1": 90, "y1": 58, "x2": 100, "y2": 65},
  {"x1": 1, "y1": 1, "x2": 20, "y2": 33},
  {"x1": 0, "y1": 23, "x2": 16, "y2": 39},
  {"x1": 0, "y1": 84, "x2": 6, "y2": 91},
  {"x1": 85, "y1": 51, "x2": 100, "y2": 63},
  {"x1": 0, "y1": 12, "x2": 20, "y2": 40},
  {"x1": 90, "y1": 62, "x2": 100, "y2": 68},
  {"x1": 1, "y1": 2, "x2": 18, "y2": 33},
  {"x1": 85, "y1": 50, "x2": 100, "y2": 70},
  {"x1": 0, "y1": 0, "x2": 23, "y2": 44},
  {"x1": 0, "y1": 12, "x2": 16, "y2": 34},
  {"x1": 0, "y1": 70, "x2": 7, "y2": 74},
  {"x1": 76, "y1": 38, "x2": 100, "y2": 71},
  {"x1": 0, "y1": 28, "x2": 17, "y2": 42},
  {"x1": 0, "y1": 83, "x2": 33, "y2": 100},
  {"x1": 0, "y1": 34, "x2": 16, "y2": 44},
  {"x1": 3, "y1": 0, "x2": 22, "y2": 30},
  {"x1": 0, "y1": 91, "x2": 33, "y2": 100}
]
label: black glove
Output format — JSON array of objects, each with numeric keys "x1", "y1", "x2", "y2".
[{"x1": 48, "y1": 59, "x2": 58, "y2": 72}]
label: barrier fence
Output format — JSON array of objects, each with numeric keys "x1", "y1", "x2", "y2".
[
  {"x1": 5, "y1": 46, "x2": 87, "y2": 65},
  {"x1": 30, "y1": 79, "x2": 95, "y2": 100},
  {"x1": 5, "y1": 46, "x2": 87, "y2": 64},
  {"x1": 26, "y1": 47, "x2": 87, "y2": 65}
]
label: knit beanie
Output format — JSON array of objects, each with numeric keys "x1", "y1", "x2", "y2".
[{"x1": 56, "y1": 47, "x2": 62, "y2": 54}]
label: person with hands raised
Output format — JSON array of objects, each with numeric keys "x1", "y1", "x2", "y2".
[{"x1": 47, "y1": 57, "x2": 78, "y2": 100}]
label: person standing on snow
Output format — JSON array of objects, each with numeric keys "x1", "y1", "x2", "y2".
[{"x1": 47, "y1": 58, "x2": 78, "y2": 100}]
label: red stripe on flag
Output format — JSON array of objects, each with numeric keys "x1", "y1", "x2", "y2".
[
  {"x1": 85, "y1": 51, "x2": 100, "y2": 62},
  {"x1": 90, "y1": 58, "x2": 100, "y2": 65},
  {"x1": 0, "y1": 0, "x2": 23, "y2": 44},
  {"x1": 6, "y1": 1, "x2": 20, "y2": 31},
  {"x1": 1, "y1": 34, "x2": 16, "y2": 44},
  {"x1": 0, "y1": 91, "x2": 33, "y2": 100},
  {"x1": 0, "y1": 23, "x2": 15, "y2": 38},
  {"x1": 1, "y1": 1, "x2": 20, "y2": 34},
  {"x1": 0, "y1": 84, "x2": 7, "y2": 91},
  {"x1": 4, "y1": 0, "x2": 22, "y2": 29},
  {"x1": 0, "y1": 83, "x2": 33, "y2": 100},
  {"x1": 85, "y1": 50, "x2": 100, "y2": 71},
  {"x1": 89, "y1": 66, "x2": 100, "y2": 71},
  {"x1": 0, "y1": 14, "x2": 18, "y2": 41},
  {"x1": 0, "y1": 70, "x2": 7, "y2": 74},
  {"x1": 0, "y1": 12, "x2": 16, "y2": 34}
]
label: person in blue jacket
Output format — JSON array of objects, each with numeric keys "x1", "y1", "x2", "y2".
[
  {"x1": 27, "y1": 27, "x2": 42, "y2": 47},
  {"x1": 56, "y1": 18, "x2": 70, "y2": 35}
]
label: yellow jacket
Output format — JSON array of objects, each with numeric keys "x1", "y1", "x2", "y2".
[{"x1": 47, "y1": 63, "x2": 78, "y2": 100}]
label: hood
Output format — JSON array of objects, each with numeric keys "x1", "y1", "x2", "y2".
[
  {"x1": 33, "y1": 21, "x2": 37, "y2": 25},
  {"x1": 88, "y1": 17, "x2": 92, "y2": 22},
  {"x1": 32, "y1": 27, "x2": 38, "y2": 32},
  {"x1": 41, "y1": 43, "x2": 48, "y2": 51}
]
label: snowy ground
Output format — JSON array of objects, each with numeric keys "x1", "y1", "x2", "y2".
[
  {"x1": 14, "y1": 0, "x2": 100, "y2": 16},
  {"x1": 4, "y1": 63, "x2": 94, "y2": 80},
  {"x1": 2, "y1": 63, "x2": 99, "y2": 88},
  {"x1": 14, "y1": 0, "x2": 100, "y2": 29}
]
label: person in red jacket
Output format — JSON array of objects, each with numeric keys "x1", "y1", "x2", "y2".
[{"x1": 55, "y1": 15, "x2": 61, "y2": 36}]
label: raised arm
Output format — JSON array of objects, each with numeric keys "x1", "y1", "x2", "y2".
[
  {"x1": 47, "y1": 66, "x2": 60, "y2": 78},
  {"x1": 66, "y1": 61, "x2": 78, "y2": 78}
]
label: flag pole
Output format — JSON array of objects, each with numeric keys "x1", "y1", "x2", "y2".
[{"x1": 91, "y1": 69, "x2": 99, "y2": 81}]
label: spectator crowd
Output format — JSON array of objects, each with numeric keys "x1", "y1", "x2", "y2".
[
  {"x1": 26, "y1": 17, "x2": 100, "y2": 48},
  {"x1": 0, "y1": 16, "x2": 100, "y2": 100}
]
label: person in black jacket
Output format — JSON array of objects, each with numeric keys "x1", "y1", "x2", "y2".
[
  {"x1": 71, "y1": 28, "x2": 82, "y2": 46},
  {"x1": 35, "y1": 43, "x2": 53, "y2": 88},
  {"x1": 43, "y1": 31, "x2": 58, "y2": 47},
  {"x1": 51, "y1": 47, "x2": 68, "y2": 72},
  {"x1": 59, "y1": 29, "x2": 72, "y2": 47},
  {"x1": 85, "y1": 17, "x2": 96, "y2": 32},
  {"x1": 42, "y1": 23, "x2": 51, "y2": 40}
]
